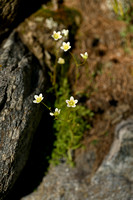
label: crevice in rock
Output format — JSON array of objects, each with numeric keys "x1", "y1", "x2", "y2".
[
  {"x1": 0, "y1": 0, "x2": 50, "y2": 43},
  {"x1": 6, "y1": 106, "x2": 55, "y2": 200},
  {"x1": 0, "y1": 86, "x2": 7, "y2": 113}
]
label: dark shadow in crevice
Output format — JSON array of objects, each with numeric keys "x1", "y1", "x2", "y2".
[
  {"x1": 109, "y1": 99, "x2": 118, "y2": 107},
  {"x1": 91, "y1": 38, "x2": 100, "y2": 47},
  {"x1": 97, "y1": 49, "x2": 106, "y2": 57},
  {"x1": 111, "y1": 58, "x2": 119, "y2": 64},
  {"x1": 6, "y1": 106, "x2": 55, "y2": 200},
  {"x1": 0, "y1": 86, "x2": 7, "y2": 113},
  {"x1": 0, "y1": 0, "x2": 49, "y2": 43},
  {"x1": 95, "y1": 108, "x2": 104, "y2": 115}
]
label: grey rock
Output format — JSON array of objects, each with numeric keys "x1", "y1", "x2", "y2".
[
  {"x1": 0, "y1": 0, "x2": 48, "y2": 41},
  {"x1": 87, "y1": 117, "x2": 133, "y2": 200},
  {"x1": 0, "y1": 0, "x2": 20, "y2": 38},
  {"x1": 20, "y1": 149, "x2": 97, "y2": 200},
  {"x1": 0, "y1": 31, "x2": 46, "y2": 200},
  {"x1": 21, "y1": 117, "x2": 133, "y2": 200}
]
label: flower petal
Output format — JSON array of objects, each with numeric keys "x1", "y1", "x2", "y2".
[
  {"x1": 72, "y1": 105, "x2": 76, "y2": 107},
  {"x1": 34, "y1": 95, "x2": 38, "y2": 99},
  {"x1": 74, "y1": 100, "x2": 78, "y2": 104},
  {"x1": 70, "y1": 96, "x2": 74, "y2": 100}
]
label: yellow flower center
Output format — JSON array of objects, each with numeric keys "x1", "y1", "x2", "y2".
[
  {"x1": 63, "y1": 44, "x2": 69, "y2": 50},
  {"x1": 54, "y1": 33, "x2": 59, "y2": 40},
  {"x1": 68, "y1": 100, "x2": 75, "y2": 107},
  {"x1": 83, "y1": 55, "x2": 87, "y2": 59},
  {"x1": 36, "y1": 97, "x2": 42, "y2": 103},
  {"x1": 54, "y1": 111, "x2": 59, "y2": 116}
]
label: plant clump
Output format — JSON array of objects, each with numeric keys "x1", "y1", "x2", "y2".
[{"x1": 33, "y1": 25, "x2": 93, "y2": 166}]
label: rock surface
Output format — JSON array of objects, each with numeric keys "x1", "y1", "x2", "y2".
[
  {"x1": 0, "y1": 0, "x2": 46, "y2": 41},
  {"x1": 21, "y1": 117, "x2": 133, "y2": 200},
  {"x1": 0, "y1": 0, "x2": 20, "y2": 39},
  {"x1": 0, "y1": 31, "x2": 46, "y2": 200},
  {"x1": 87, "y1": 117, "x2": 133, "y2": 200}
]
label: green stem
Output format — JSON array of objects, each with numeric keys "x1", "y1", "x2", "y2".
[
  {"x1": 78, "y1": 59, "x2": 87, "y2": 67},
  {"x1": 67, "y1": 108, "x2": 75, "y2": 163},
  {"x1": 69, "y1": 52, "x2": 87, "y2": 92},
  {"x1": 69, "y1": 52, "x2": 79, "y2": 89},
  {"x1": 61, "y1": 64, "x2": 64, "y2": 79},
  {"x1": 41, "y1": 102, "x2": 51, "y2": 112},
  {"x1": 53, "y1": 61, "x2": 57, "y2": 86},
  {"x1": 53, "y1": 50, "x2": 59, "y2": 98},
  {"x1": 69, "y1": 52, "x2": 78, "y2": 67},
  {"x1": 67, "y1": 148, "x2": 72, "y2": 162}
]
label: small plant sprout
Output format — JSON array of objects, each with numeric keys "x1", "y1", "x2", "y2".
[
  {"x1": 66, "y1": 96, "x2": 78, "y2": 107},
  {"x1": 50, "y1": 108, "x2": 61, "y2": 117},
  {"x1": 80, "y1": 52, "x2": 88, "y2": 60},
  {"x1": 62, "y1": 29, "x2": 69, "y2": 37},
  {"x1": 58, "y1": 57, "x2": 65, "y2": 64},
  {"x1": 60, "y1": 42, "x2": 71, "y2": 52},
  {"x1": 52, "y1": 31, "x2": 62, "y2": 40},
  {"x1": 33, "y1": 93, "x2": 44, "y2": 103}
]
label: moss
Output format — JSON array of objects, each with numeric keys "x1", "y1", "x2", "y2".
[{"x1": 26, "y1": 5, "x2": 81, "y2": 35}]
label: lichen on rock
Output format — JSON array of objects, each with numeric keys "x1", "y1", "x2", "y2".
[{"x1": 0, "y1": 31, "x2": 46, "y2": 200}]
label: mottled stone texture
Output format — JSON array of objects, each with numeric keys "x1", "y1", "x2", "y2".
[
  {"x1": 0, "y1": 0, "x2": 46, "y2": 40},
  {"x1": 87, "y1": 118, "x2": 133, "y2": 200},
  {"x1": 21, "y1": 117, "x2": 133, "y2": 200},
  {"x1": 0, "y1": 31, "x2": 46, "y2": 200}
]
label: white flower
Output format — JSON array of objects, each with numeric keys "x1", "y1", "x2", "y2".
[
  {"x1": 62, "y1": 29, "x2": 69, "y2": 37},
  {"x1": 50, "y1": 108, "x2": 61, "y2": 116},
  {"x1": 66, "y1": 96, "x2": 78, "y2": 108},
  {"x1": 52, "y1": 31, "x2": 62, "y2": 40},
  {"x1": 60, "y1": 42, "x2": 71, "y2": 52},
  {"x1": 45, "y1": 17, "x2": 58, "y2": 29},
  {"x1": 58, "y1": 57, "x2": 65, "y2": 64},
  {"x1": 33, "y1": 93, "x2": 44, "y2": 103},
  {"x1": 80, "y1": 52, "x2": 88, "y2": 60}
]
